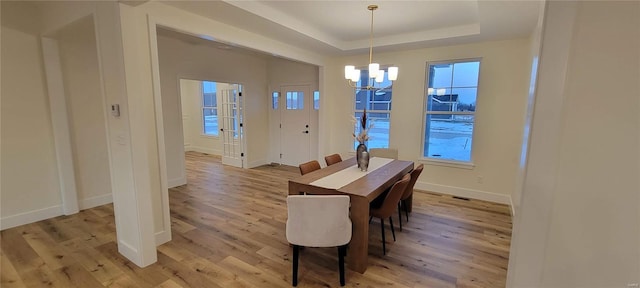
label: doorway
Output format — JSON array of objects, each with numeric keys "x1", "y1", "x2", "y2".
[{"x1": 179, "y1": 79, "x2": 245, "y2": 171}]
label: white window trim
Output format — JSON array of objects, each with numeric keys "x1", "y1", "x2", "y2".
[
  {"x1": 419, "y1": 157, "x2": 475, "y2": 169},
  {"x1": 421, "y1": 58, "x2": 481, "y2": 164}
]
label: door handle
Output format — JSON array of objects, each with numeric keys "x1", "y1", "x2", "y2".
[{"x1": 302, "y1": 131, "x2": 309, "y2": 134}]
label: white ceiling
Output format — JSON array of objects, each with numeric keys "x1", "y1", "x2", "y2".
[{"x1": 162, "y1": 0, "x2": 542, "y2": 56}]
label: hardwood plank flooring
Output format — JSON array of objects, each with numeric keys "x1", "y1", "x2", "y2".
[{"x1": 1, "y1": 152, "x2": 512, "y2": 287}]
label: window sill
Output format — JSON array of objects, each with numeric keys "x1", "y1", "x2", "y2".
[
  {"x1": 200, "y1": 134, "x2": 219, "y2": 139},
  {"x1": 419, "y1": 158, "x2": 475, "y2": 170}
]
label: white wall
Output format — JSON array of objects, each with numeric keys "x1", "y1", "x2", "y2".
[
  {"x1": 511, "y1": 2, "x2": 546, "y2": 214},
  {"x1": 322, "y1": 39, "x2": 531, "y2": 203},
  {"x1": 1, "y1": 8, "x2": 63, "y2": 228},
  {"x1": 56, "y1": 17, "x2": 112, "y2": 209},
  {"x1": 507, "y1": 1, "x2": 640, "y2": 286}
]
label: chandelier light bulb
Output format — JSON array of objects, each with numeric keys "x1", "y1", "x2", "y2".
[
  {"x1": 350, "y1": 69, "x2": 361, "y2": 82},
  {"x1": 368, "y1": 63, "x2": 380, "y2": 78},
  {"x1": 388, "y1": 66, "x2": 398, "y2": 81},
  {"x1": 375, "y1": 70, "x2": 384, "y2": 83},
  {"x1": 345, "y1": 65, "x2": 355, "y2": 79}
]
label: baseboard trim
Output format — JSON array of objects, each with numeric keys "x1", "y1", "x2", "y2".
[
  {"x1": 189, "y1": 146, "x2": 221, "y2": 156},
  {"x1": 155, "y1": 229, "x2": 171, "y2": 246},
  {"x1": 415, "y1": 181, "x2": 512, "y2": 205},
  {"x1": 0, "y1": 205, "x2": 63, "y2": 230},
  {"x1": 79, "y1": 194, "x2": 113, "y2": 210},
  {"x1": 168, "y1": 176, "x2": 187, "y2": 188},
  {"x1": 117, "y1": 239, "x2": 140, "y2": 266},
  {"x1": 247, "y1": 159, "x2": 268, "y2": 169}
]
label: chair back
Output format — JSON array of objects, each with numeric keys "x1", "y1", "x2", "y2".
[
  {"x1": 324, "y1": 154, "x2": 343, "y2": 166},
  {"x1": 401, "y1": 164, "x2": 423, "y2": 200},
  {"x1": 369, "y1": 148, "x2": 398, "y2": 159},
  {"x1": 286, "y1": 195, "x2": 352, "y2": 247},
  {"x1": 299, "y1": 160, "x2": 321, "y2": 175},
  {"x1": 373, "y1": 174, "x2": 410, "y2": 218}
]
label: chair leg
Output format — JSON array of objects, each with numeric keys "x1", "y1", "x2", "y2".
[
  {"x1": 398, "y1": 202, "x2": 403, "y2": 232},
  {"x1": 404, "y1": 200, "x2": 409, "y2": 222},
  {"x1": 380, "y1": 218, "x2": 386, "y2": 255},
  {"x1": 389, "y1": 217, "x2": 396, "y2": 242},
  {"x1": 338, "y1": 245, "x2": 346, "y2": 286},
  {"x1": 292, "y1": 245, "x2": 299, "y2": 287}
]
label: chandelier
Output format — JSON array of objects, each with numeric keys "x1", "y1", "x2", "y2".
[{"x1": 344, "y1": 4, "x2": 398, "y2": 90}]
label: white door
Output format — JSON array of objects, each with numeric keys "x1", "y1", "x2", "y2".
[
  {"x1": 280, "y1": 85, "x2": 311, "y2": 166},
  {"x1": 219, "y1": 84, "x2": 244, "y2": 168}
]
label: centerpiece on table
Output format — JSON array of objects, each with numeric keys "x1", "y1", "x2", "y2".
[{"x1": 353, "y1": 109, "x2": 373, "y2": 171}]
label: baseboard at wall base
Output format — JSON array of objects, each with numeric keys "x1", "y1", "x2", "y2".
[
  {"x1": 415, "y1": 181, "x2": 512, "y2": 205},
  {"x1": 0, "y1": 205, "x2": 63, "y2": 230},
  {"x1": 168, "y1": 176, "x2": 187, "y2": 188},
  {"x1": 79, "y1": 194, "x2": 113, "y2": 210},
  {"x1": 155, "y1": 229, "x2": 171, "y2": 246},
  {"x1": 247, "y1": 159, "x2": 269, "y2": 169},
  {"x1": 117, "y1": 239, "x2": 141, "y2": 266},
  {"x1": 188, "y1": 146, "x2": 221, "y2": 156}
]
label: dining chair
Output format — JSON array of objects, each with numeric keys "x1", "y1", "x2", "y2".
[
  {"x1": 286, "y1": 195, "x2": 352, "y2": 287},
  {"x1": 369, "y1": 173, "x2": 411, "y2": 255},
  {"x1": 369, "y1": 148, "x2": 398, "y2": 159},
  {"x1": 398, "y1": 164, "x2": 423, "y2": 231},
  {"x1": 298, "y1": 160, "x2": 321, "y2": 175},
  {"x1": 324, "y1": 153, "x2": 343, "y2": 166}
]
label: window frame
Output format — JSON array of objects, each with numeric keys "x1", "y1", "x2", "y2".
[
  {"x1": 201, "y1": 81, "x2": 219, "y2": 137},
  {"x1": 421, "y1": 58, "x2": 481, "y2": 167}
]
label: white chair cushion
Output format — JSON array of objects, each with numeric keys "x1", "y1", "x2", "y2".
[{"x1": 286, "y1": 195, "x2": 352, "y2": 247}]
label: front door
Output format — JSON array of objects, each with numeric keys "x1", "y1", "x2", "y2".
[{"x1": 280, "y1": 85, "x2": 311, "y2": 166}]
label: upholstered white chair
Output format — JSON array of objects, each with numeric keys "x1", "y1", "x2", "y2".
[
  {"x1": 286, "y1": 195, "x2": 352, "y2": 287},
  {"x1": 369, "y1": 148, "x2": 398, "y2": 159}
]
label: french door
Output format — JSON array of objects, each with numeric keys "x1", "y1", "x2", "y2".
[{"x1": 219, "y1": 84, "x2": 244, "y2": 168}]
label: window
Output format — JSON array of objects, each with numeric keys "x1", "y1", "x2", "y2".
[
  {"x1": 354, "y1": 69, "x2": 393, "y2": 149},
  {"x1": 272, "y1": 92, "x2": 279, "y2": 110},
  {"x1": 202, "y1": 81, "x2": 218, "y2": 136},
  {"x1": 286, "y1": 91, "x2": 304, "y2": 110},
  {"x1": 423, "y1": 59, "x2": 480, "y2": 162},
  {"x1": 313, "y1": 90, "x2": 320, "y2": 110}
]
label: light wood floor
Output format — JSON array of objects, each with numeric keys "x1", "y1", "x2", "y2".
[{"x1": 1, "y1": 152, "x2": 512, "y2": 287}]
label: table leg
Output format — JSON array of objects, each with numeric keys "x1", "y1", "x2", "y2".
[{"x1": 348, "y1": 196, "x2": 369, "y2": 273}]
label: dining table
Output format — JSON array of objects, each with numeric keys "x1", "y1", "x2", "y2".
[{"x1": 288, "y1": 156, "x2": 414, "y2": 273}]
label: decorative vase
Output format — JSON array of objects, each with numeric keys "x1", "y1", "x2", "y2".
[
  {"x1": 356, "y1": 142, "x2": 369, "y2": 171},
  {"x1": 359, "y1": 150, "x2": 370, "y2": 171}
]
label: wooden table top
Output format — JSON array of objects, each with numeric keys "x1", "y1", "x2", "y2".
[{"x1": 289, "y1": 157, "x2": 414, "y2": 201}]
